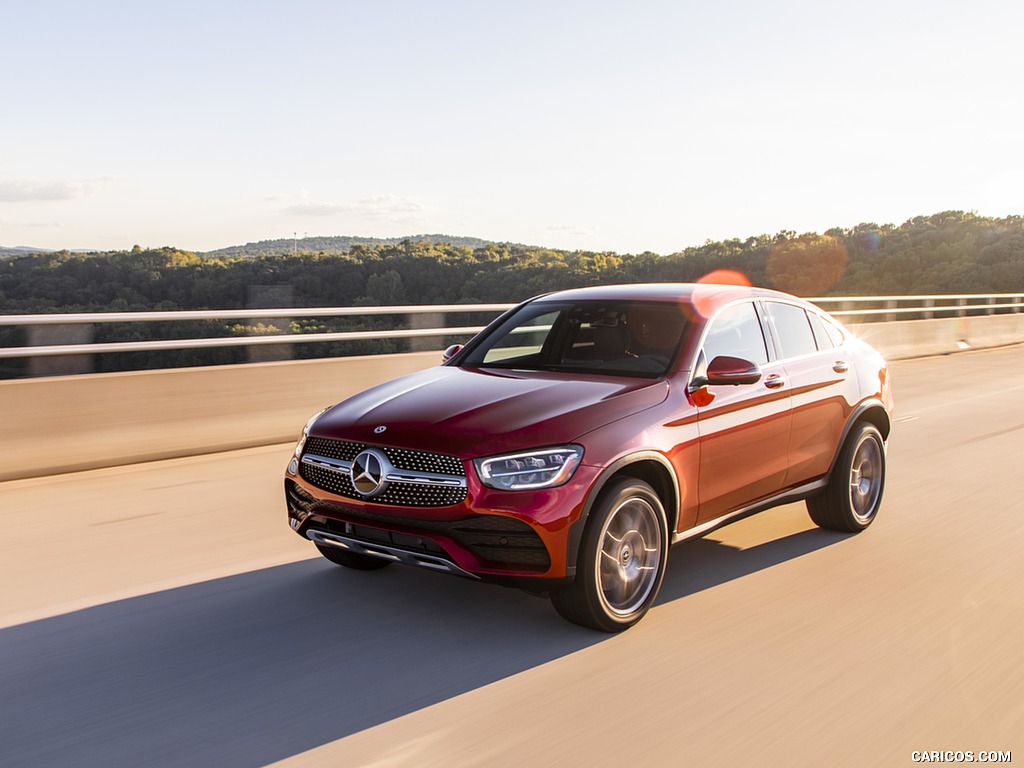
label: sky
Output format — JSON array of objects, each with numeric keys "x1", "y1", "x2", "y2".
[{"x1": 2, "y1": 0, "x2": 1022, "y2": 255}]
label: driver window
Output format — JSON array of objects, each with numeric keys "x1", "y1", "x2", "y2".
[
  {"x1": 481, "y1": 310, "x2": 559, "y2": 364},
  {"x1": 701, "y1": 303, "x2": 769, "y2": 366}
]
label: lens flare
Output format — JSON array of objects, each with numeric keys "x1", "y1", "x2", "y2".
[
  {"x1": 858, "y1": 230, "x2": 881, "y2": 252},
  {"x1": 697, "y1": 269, "x2": 752, "y2": 287},
  {"x1": 691, "y1": 270, "x2": 752, "y2": 318}
]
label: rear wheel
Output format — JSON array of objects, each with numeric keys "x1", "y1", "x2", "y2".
[
  {"x1": 315, "y1": 543, "x2": 393, "y2": 570},
  {"x1": 807, "y1": 422, "x2": 886, "y2": 532},
  {"x1": 551, "y1": 478, "x2": 668, "y2": 632}
]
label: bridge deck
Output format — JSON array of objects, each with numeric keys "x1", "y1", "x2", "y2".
[{"x1": 1, "y1": 346, "x2": 1022, "y2": 767}]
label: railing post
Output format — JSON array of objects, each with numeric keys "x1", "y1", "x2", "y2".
[
  {"x1": 886, "y1": 299, "x2": 897, "y2": 323},
  {"x1": 958, "y1": 297, "x2": 967, "y2": 318},
  {"x1": 409, "y1": 312, "x2": 445, "y2": 352},
  {"x1": 924, "y1": 298, "x2": 934, "y2": 320},
  {"x1": 247, "y1": 286, "x2": 293, "y2": 362},
  {"x1": 28, "y1": 324, "x2": 94, "y2": 376}
]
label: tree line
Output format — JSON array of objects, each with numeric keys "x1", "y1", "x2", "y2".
[{"x1": 1, "y1": 210, "x2": 1021, "y2": 375}]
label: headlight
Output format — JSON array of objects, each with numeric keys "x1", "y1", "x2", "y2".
[
  {"x1": 475, "y1": 445, "x2": 583, "y2": 491},
  {"x1": 294, "y1": 407, "x2": 329, "y2": 458}
]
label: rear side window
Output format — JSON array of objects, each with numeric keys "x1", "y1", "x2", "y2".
[
  {"x1": 702, "y1": 302, "x2": 769, "y2": 365},
  {"x1": 765, "y1": 302, "x2": 817, "y2": 359},
  {"x1": 807, "y1": 312, "x2": 835, "y2": 350},
  {"x1": 820, "y1": 314, "x2": 846, "y2": 347}
]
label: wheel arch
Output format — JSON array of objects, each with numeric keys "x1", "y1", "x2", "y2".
[
  {"x1": 565, "y1": 452, "x2": 679, "y2": 572},
  {"x1": 826, "y1": 400, "x2": 891, "y2": 480}
]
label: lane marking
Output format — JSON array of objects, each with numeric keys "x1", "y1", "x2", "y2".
[
  {"x1": 896, "y1": 381, "x2": 1024, "y2": 418},
  {"x1": 964, "y1": 422, "x2": 1024, "y2": 444}
]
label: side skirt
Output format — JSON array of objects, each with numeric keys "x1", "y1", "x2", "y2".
[{"x1": 672, "y1": 478, "x2": 828, "y2": 545}]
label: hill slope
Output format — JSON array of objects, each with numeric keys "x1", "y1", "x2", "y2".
[{"x1": 201, "y1": 233, "x2": 504, "y2": 258}]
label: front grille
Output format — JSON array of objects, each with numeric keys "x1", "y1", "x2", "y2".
[
  {"x1": 301, "y1": 462, "x2": 466, "y2": 507},
  {"x1": 300, "y1": 461, "x2": 358, "y2": 498},
  {"x1": 380, "y1": 446, "x2": 463, "y2": 476},
  {"x1": 304, "y1": 438, "x2": 464, "y2": 475},
  {"x1": 288, "y1": 481, "x2": 551, "y2": 570},
  {"x1": 300, "y1": 437, "x2": 467, "y2": 507},
  {"x1": 304, "y1": 437, "x2": 363, "y2": 462}
]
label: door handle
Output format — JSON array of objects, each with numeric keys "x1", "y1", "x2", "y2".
[
  {"x1": 833, "y1": 361, "x2": 849, "y2": 373},
  {"x1": 764, "y1": 373, "x2": 786, "y2": 389}
]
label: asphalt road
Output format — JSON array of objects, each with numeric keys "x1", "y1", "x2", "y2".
[{"x1": 1, "y1": 345, "x2": 1022, "y2": 767}]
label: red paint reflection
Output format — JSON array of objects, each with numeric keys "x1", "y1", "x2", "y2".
[{"x1": 692, "y1": 271, "x2": 752, "y2": 318}]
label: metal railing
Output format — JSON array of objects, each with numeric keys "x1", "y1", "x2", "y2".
[
  {"x1": 1, "y1": 293, "x2": 1022, "y2": 361},
  {"x1": 812, "y1": 293, "x2": 1024, "y2": 319},
  {"x1": 0, "y1": 304, "x2": 512, "y2": 359}
]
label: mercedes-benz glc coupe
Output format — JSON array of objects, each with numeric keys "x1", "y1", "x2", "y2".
[{"x1": 285, "y1": 283, "x2": 893, "y2": 631}]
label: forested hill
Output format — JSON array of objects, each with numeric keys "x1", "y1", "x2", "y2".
[
  {"x1": 202, "y1": 233, "x2": 499, "y2": 259},
  {"x1": 1, "y1": 211, "x2": 1022, "y2": 313}
]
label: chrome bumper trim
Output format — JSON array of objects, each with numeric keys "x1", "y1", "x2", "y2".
[{"x1": 306, "y1": 529, "x2": 479, "y2": 579}]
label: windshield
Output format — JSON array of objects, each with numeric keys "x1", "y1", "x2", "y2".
[{"x1": 460, "y1": 299, "x2": 690, "y2": 378}]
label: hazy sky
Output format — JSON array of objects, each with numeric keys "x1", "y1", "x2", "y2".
[{"x1": 2, "y1": 0, "x2": 1022, "y2": 254}]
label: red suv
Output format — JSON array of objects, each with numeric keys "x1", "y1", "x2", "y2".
[{"x1": 285, "y1": 283, "x2": 893, "y2": 631}]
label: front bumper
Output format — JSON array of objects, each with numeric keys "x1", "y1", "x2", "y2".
[{"x1": 285, "y1": 460, "x2": 598, "y2": 580}]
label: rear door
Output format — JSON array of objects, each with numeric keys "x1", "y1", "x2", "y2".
[{"x1": 762, "y1": 301, "x2": 856, "y2": 486}]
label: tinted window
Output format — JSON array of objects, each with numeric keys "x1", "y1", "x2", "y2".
[
  {"x1": 807, "y1": 312, "x2": 835, "y2": 350},
  {"x1": 766, "y1": 302, "x2": 817, "y2": 359},
  {"x1": 463, "y1": 300, "x2": 689, "y2": 378},
  {"x1": 480, "y1": 310, "x2": 559, "y2": 364},
  {"x1": 821, "y1": 314, "x2": 845, "y2": 347},
  {"x1": 702, "y1": 302, "x2": 769, "y2": 366}
]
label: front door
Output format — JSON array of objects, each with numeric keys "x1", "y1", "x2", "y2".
[{"x1": 693, "y1": 301, "x2": 791, "y2": 522}]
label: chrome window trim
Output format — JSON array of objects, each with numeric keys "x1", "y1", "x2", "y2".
[
  {"x1": 686, "y1": 296, "x2": 856, "y2": 390},
  {"x1": 760, "y1": 299, "x2": 821, "y2": 362}
]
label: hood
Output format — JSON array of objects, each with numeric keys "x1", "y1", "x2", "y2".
[{"x1": 311, "y1": 365, "x2": 669, "y2": 458}]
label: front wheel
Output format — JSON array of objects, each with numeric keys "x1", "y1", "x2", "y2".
[
  {"x1": 551, "y1": 478, "x2": 668, "y2": 632},
  {"x1": 807, "y1": 422, "x2": 886, "y2": 532}
]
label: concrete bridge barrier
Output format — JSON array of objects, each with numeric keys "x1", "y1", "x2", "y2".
[
  {"x1": 848, "y1": 313, "x2": 1024, "y2": 361},
  {"x1": 2, "y1": 314, "x2": 1022, "y2": 482},
  {"x1": 0, "y1": 351, "x2": 441, "y2": 482}
]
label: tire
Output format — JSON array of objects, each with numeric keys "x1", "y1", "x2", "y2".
[
  {"x1": 807, "y1": 422, "x2": 886, "y2": 532},
  {"x1": 551, "y1": 478, "x2": 669, "y2": 632},
  {"x1": 315, "y1": 543, "x2": 393, "y2": 570}
]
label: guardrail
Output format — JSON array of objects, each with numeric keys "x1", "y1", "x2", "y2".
[
  {"x1": 3, "y1": 294, "x2": 1024, "y2": 478},
  {"x1": 1, "y1": 293, "x2": 1022, "y2": 361}
]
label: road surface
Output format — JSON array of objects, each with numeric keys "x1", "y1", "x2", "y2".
[{"x1": 1, "y1": 345, "x2": 1022, "y2": 767}]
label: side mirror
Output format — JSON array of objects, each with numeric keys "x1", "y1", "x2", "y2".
[
  {"x1": 695, "y1": 355, "x2": 762, "y2": 387},
  {"x1": 442, "y1": 344, "x2": 464, "y2": 363}
]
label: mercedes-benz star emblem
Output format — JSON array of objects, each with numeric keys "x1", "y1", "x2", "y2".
[{"x1": 351, "y1": 449, "x2": 389, "y2": 497}]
